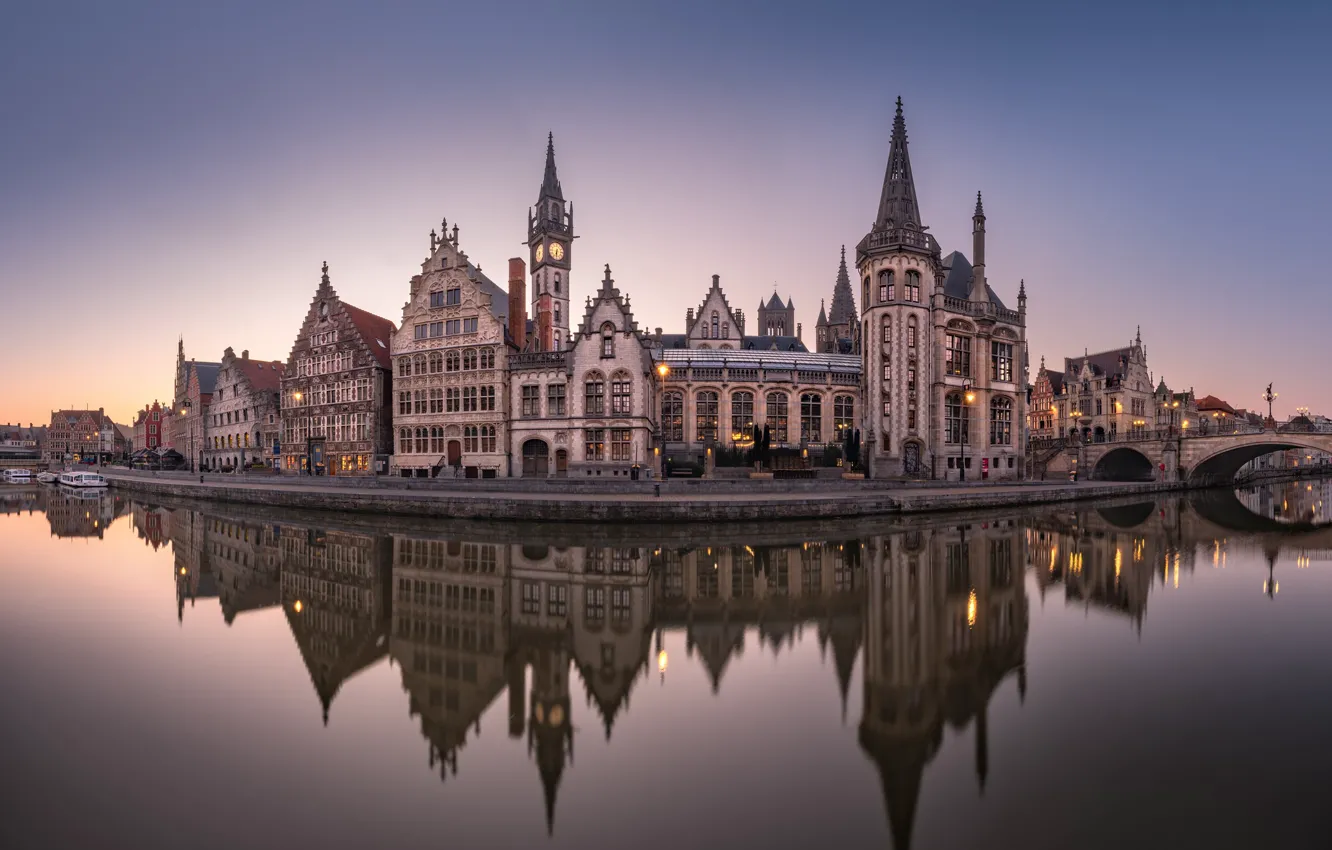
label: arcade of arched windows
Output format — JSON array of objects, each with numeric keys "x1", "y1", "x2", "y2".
[{"x1": 657, "y1": 385, "x2": 861, "y2": 447}]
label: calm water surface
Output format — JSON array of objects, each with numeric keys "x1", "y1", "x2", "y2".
[{"x1": 2, "y1": 481, "x2": 1331, "y2": 850}]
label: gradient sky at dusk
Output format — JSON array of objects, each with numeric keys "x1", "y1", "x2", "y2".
[{"x1": 3, "y1": 0, "x2": 1330, "y2": 426}]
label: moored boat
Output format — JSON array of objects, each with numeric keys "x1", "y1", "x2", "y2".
[
  {"x1": 57, "y1": 471, "x2": 108, "y2": 488},
  {"x1": 3, "y1": 469, "x2": 34, "y2": 483},
  {"x1": 36, "y1": 471, "x2": 58, "y2": 484}
]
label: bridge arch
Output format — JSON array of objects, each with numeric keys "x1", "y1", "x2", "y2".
[
  {"x1": 1092, "y1": 447, "x2": 1155, "y2": 482},
  {"x1": 1186, "y1": 437, "x2": 1332, "y2": 484}
]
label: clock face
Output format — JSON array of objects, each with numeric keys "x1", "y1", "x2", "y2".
[
  {"x1": 549, "y1": 242, "x2": 564, "y2": 261},
  {"x1": 534, "y1": 243, "x2": 544, "y2": 263}
]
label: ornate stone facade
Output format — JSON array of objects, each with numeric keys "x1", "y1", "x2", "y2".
[
  {"x1": 203, "y1": 347, "x2": 285, "y2": 471},
  {"x1": 279, "y1": 263, "x2": 395, "y2": 475},
  {"x1": 1029, "y1": 330, "x2": 1157, "y2": 442},
  {"x1": 857, "y1": 99, "x2": 1028, "y2": 480},
  {"x1": 390, "y1": 227, "x2": 513, "y2": 477}
]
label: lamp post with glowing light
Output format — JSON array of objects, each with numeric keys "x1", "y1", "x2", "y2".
[
  {"x1": 654, "y1": 362, "x2": 670, "y2": 478},
  {"x1": 959, "y1": 382, "x2": 975, "y2": 481},
  {"x1": 1163, "y1": 398, "x2": 1180, "y2": 436},
  {"x1": 1263, "y1": 383, "x2": 1277, "y2": 428}
]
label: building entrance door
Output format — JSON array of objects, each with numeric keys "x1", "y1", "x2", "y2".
[
  {"x1": 447, "y1": 440, "x2": 462, "y2": 467},
  {"x1": 522, "y1": 440, "x2": 549, "y2": 476},
  {"x1": 555, "y1": 449, "x2": 568, "y2": 476}
]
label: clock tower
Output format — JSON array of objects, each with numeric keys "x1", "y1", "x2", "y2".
[{"x1": 528, "y1": 132, "x2": 573, "y2": 351}]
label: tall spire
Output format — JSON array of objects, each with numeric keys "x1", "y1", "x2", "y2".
[
  {"x1": 875, "y1": 97, "x2": 922, "y2": 230},
  {"x1": 540, "y1": 131, "x2": 563, "y2": 201},
  {"x1": 828, "y1": 244, "x2": 858, "y2": 326}
]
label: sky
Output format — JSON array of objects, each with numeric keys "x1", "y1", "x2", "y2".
[{"x1": 2, "y1": 0, "x2": 1330, "y2": 426}]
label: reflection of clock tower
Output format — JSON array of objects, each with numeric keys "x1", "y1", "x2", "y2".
[{"x1": 528, "y1": 132, "x2": 573, "y2": 351}]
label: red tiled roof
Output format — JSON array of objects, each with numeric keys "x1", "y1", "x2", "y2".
[
  {"x1": 1195, "y1": 395, "x2": 1236, "y2": 415},
  {"x1": 341, "y1": 302, "x2": 396, "y2": 369},
  {"x1": 234, "y1": 357, "x2": 287, "y2": 392}
]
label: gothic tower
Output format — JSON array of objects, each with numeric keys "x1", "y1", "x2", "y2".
[
  {"x1": 817, "y1": 245, "x2": 859, "y2": 353},
  {"x1": 855, "y1": 98, "x2": 942, "y2": 477},
  {"x1": 528, "y1": 132, "x2": 573, "y2": 351}
]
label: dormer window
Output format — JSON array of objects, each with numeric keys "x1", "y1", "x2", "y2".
[{"x1": 601, "y1": 323, "x2": 615, "y2": 358}]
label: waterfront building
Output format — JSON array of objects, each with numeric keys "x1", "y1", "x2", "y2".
[
  {"x1": 528, "y1": 133, "x2": 573, "y2": 353},
  {"x1": 279, "y1": 263, "x2": 396, "y2": 475},
  {"x1": 1152, "y1": 380, "x2": 1198, "y2": 433},
  {"x1": 856, "y1": 99, "x2": 1028, "y2": 480},
  {"x1": 132, "y1": 402, "x2": 166, "y2": 453},
  {"x1": 170, "y1": 339, "x2": 220, "y2": 471},
  {"x1": 658, "y1": 275, "x2": 805, "y2": 353},
  {"x1": 202, "y1": 347, "x2": 285, "y2": 471},
  {"x1": 44, "y1": 407, "x2": 112, "y2": 464},
  {"x1": 390, "y1": 227, "x2": 514, "y2": 477},
  {"x1": 1, "y1": 423, "x2": 45, "y2": 463},
  {"x1": 509, "y1": 265, "x2": 658, "y2": 477},
  {"x1": 1030, "y1": 329, "x2": 1155, "y2": 442}
]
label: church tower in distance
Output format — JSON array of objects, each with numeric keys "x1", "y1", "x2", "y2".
[{"x1": 528, "y1": 133, "x2": 573, "y2": 351}]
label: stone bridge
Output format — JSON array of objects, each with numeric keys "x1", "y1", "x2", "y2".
[{"x1": 1045, "y1": 429, "x2": 1332, "y2": 484}]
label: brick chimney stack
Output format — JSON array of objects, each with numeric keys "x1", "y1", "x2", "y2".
[{"x1": 508, "y1": 258, "x2": 527, "y2": 350}]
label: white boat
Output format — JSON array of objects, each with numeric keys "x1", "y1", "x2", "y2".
[
  {"x1": 36, "y1": 471, "x2": 58, "y2": 484},
  {"x1": 3, "y1": 469, "x2": 33, "y2": 483},
  {"x1": 58, "y1": 471, "x2": 108, "y2": 488}
]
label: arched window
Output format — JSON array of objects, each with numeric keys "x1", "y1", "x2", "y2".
[
  {"x1": 399, "y1": 358, "x2": 412, "y2": 377},
  {"x1": 907, "y1": 315, "x2": 918, "y2": 349},
  {"x1": 463, "y1": 348, "x2": 477, "y2": 370},
  {"x1": 731, "y1": 391, "x2": 754, "y2": 436},
  {"x1": 800, "y1": 393, "x2": 823, "y2": 443},
  {"x1": 549, "y1": 201, "x2": 560, "y2": 222},
  {"x1": 905, "y1": 270, "x2": 921, "y2": 302},
  {"x1": 415, "y1": 427, "x2": 428, "y2": 454},
  {"x1": 430, "y1": 427, "x2": 443, "y2": 454},
  {"x1": 555, "y1": 303, "x2": 561, "y2": 326},
  {"x1": 863, "y1": 276, "x2": 870, "y2": 310},
  {"x1": 413, "y1": 354, "x2": 426, "y2": 375},
  {"x1": 766, "y1": 392, "x2": 789, "y2": 442},
  {"x1": 610, "y1": 371, "x2": 632, "y2": 415},
  {"x1": 584, "y1": 372, "x2": 606, "y2": 416},
  {"x1": 428, "y1": 352, "x2": 443, "y2": 374},
  {"x1": 834, "y1": 395, "x2": 854, "y2": 434},
  {"x1": 463, "y1": 425, "x2": 478, "y2": 453},
  {"x1": 945, "y1": 393, "x2": 969, "y2": 444},
  {"x1": 695, "y1": 391, "x2": 719, "y2": 442},
  {"x1": 480, "y1": 348, "x2": 495, "y2": 369},
  {"x1": 554, "y1": 272, "x2": 561, "y2": 294},
  {"x1": 446, "y1": 351, "x2": 460, "y2": 372},
  {"x1": 878, "y1": 269, "x2": 894, "y2": 303},
  {"x1": 601, "y1": 323, "x2": 615, "y2": 358},
  {"x1": 990, "y1": 397, "x2": 1013, "y2": 445},
  {"x1": 711, "y1": 311, "x2": 720, "y2": 339},
  {"x1": 722, "y1": 321, "x2": 729, "y2": 339},
  {"x1": 662, "y1": 391, "x2": 684, "y2": 441}
]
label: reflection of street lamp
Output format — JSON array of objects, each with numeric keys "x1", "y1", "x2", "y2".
[{"x1": 960, "y1": 382, "x2": 974, "y2": 481}]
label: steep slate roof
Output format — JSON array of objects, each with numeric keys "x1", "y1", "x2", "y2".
[
  {"x1": 341, "y1": 302, "x2": 396, "y2": 368},
  {"x1": 875, "y1": 97, "x2": 922, "y2": 229},
  {"x1": 941, "y1": 252, "x2": 1008, "y2": 310},
  {"x1": 763, "y1": 292, "x2": 787, "y2": 310},
  {"x1": 468, "y1": 262, "x2": 511, "y2": 326},
  {"x1": 1044, "y1": 370, "x2": 1066, "y2": 395},
  {"x1": 234, "y1": 358, "x2": 286, "y2": 392},
  {"x1": 827, "y1": 245, "x2": 858, "y2": 326},
  {"x1": 194, "y1": 363, "x2": 221, "y2": 395},
  {"x1": 656, "y1": 333, "x2": 808, "y2": 352},
  {"x1": 1066, "y1": 347, "x2": 1133, "y2": 385}
]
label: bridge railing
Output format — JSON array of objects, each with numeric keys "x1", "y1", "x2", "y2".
[{"x1": 1031, "y1": 423, "x2": 1267, "y2": 450}]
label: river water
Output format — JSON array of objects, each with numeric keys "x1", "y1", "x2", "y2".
[{"x1": 2, "y1": 480, "x2": 1330, "y2": 850}]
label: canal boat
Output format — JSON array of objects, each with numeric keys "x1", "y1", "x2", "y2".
[
  {"x1": 57, "y1": 471, "x2": 108, "y2": 489},
  {"x1": 3, "y1": 469, "x2": 34, "y2": 483},
  {"x1": 36, "y1": 471, "x2": 58, "y2": 483}
]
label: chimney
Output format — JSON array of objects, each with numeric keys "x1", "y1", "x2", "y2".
[
  {"x1": 686, "y1": 307, "x2": 694, "y2": 328},
  {"x1": 508, "y1": 257, "x2": 527, "y2": 350},
  {"x1": 796, "y1": 323, "x2": 802, "y2": 343},
  {"x1": 241, "y1": 350, "x2": 249, "y2": 360}
]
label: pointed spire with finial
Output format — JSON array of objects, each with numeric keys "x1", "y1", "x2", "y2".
[
  {"x1": 817, "y1": 299, "x2": 828, "y2": 326},
  {"x1": 828, "y1": 244, "x2": 857, "y2": 327},
  {"x1": 320, "y1": 261, "x2": 329, "y2": 285},
  {"x1": 451, "y1": 223, "x2": 459, "y2": 247},
  {"x1": 975, "y1": 190, "x2": 985, "y2": 217},
  {"x1": 873, "y1": 96, "x2": 922, "y2": 231},
  {"x1": 539, "y1": 131, "x2": 564, "y2": 201},
  {"x1": 1135, "y1": 325, "x2": 1142, "y2": 347},
  {"x1": 602, "y1": 263, "x2": 613, "y2": 292}
]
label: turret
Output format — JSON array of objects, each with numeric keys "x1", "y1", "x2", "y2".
[{"x1": 970, "y1": 191, "x2": 987, "y2": 302}]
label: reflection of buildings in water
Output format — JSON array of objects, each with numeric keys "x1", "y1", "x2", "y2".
[
  {"x1": 172, "y1": 509, "x2": 217, "y2": 621},
  {"x1": 45, "y1": 489, "x2": 124, "y2": 539},
  {"x1": 1236, "y1": 479, "x2": 1332, "y2": 525},
  {"x1": 859, "y1": 522, "x2": 1029, "y2": 850},
  {"x1": 206, "y1": 516, "x2": 282, "y2": 624},
  {"x1": 654, "y1": 542, "x2": 864, "y2": 704},
  {"x1": 0, "y1": 486, "x2": 45, "y2": 516},
  {"x1": 131, "y1": 503, "x2": 172, "y2": 551},
  {"x1": 280, "y1": 528, "x2": 392, "y2": 724}
]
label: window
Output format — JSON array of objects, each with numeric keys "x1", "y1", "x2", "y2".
[
  {"x1": 863, "y1": 276, "x2": 871, "y2": 309},
  {"x1": 479, "y1": 385, "x2": 495, "y2": 411},
  {"x1": 463, "y1": 317, "x2": 478, "y2": 333},
  {"x1": 398, "y1": 358, "x2": 412, "y2": 377},
  {"x1": 398, "y1": 427, "x2": 410, "y2": 454},
  {"x1": 585, "y1": 374, "x2": 605, "y2": 416},
  {"x1": 766, "y1": 392, "x2": 788, "y2": 442},
  {"x1": 446, "y1": 351, "x2": 460, "y2": 372},
  {"x1": 662, "y1": 391, "x2": 683, "y2": 441},
  {"x1": 907, "y1": 367, "x2": 917, "y2": 392},
  {"x1": 446, "y1": 388, "x2": 460, "y2": 412},
  {"x1": 611, "y1": 587, "x2": 631, "y2": 624},
  {"x1": 834, "y1": 395, "x2": 854, "y2": 434},
  {"x1": 462, "y1": 386, "x2": 478, "y2": 412},
  {"x1": 429, "y1": 388, "x2": 443, "y2": 413},
  {"x1": 585, "y1": 586, "x2": 605, "y2": 624},
  {"x1": 585, "y1": 428, "x2": 605, "y2": 461},
  {"x1": 711, "y1": 311, "x2": 719, "y2": 339},
  {"x1": 547, "y1": 584, "x2": 567, "y2": 616},
  {"x1": 446, "y1": 319, "x2": 460, "y2": 335},
  {"x1": 610, "y1": 428, "x2": 632, "y2": 461},
  {"x1": 446, "y1": 287, "x2": 461, "y2": 306},
  {"x1": 398, "y1": 391, "x2": 411, "y2": 416},
  {"x1": 430, "y1": 426, "x2": 444, "y2": 453},
  {"x1": 547, "y1": 383, "x2": 566, "y2": 416},
  {"x1": 414, "y1": 324, "x2": 427, "y2": 340},
  {"x1": 878, "y1": 269, "x2": 894, "y2": 302},
  {"x1": 430, "y1": 322, "x2": 444, "y2": 338},
  {"x1": 608, "y1": 375, "x2": 631, "y2": 415},
  {"x1": 415, "y1": 427, "x2": 428, "y2": 453},
  {"x1": 463, "y1": 425, "x2": 478, "y2": 453},
  {"x1": 905, "y1": 270, "x2": 921, "y2": 302},
  {"x1": 522, "y1": 385, "x2": 541, "y2": 417},
  {"x1": 413, "y1": 354, "x2": 426, "y2": 375},
  {"x1": 908, "y1": 407, "x2": 917, "y2": 429},
  {"x1": 722, "y1": 322, "x2": 729, "y2": 339},
  {"x1": 463, "y1": 348, "x2": 477, "y2": 370},
  {"x1": 695, "y1": 391, "x2": 719, "y2": 442},
  {"x1": 946, "y1": 334, "x2": 971, "y2": 377},
  {"x1": 991, "y1": 341, "x2": 1014, "y2": 383},
  {"x1": 522, "y1": 582, "x2": 540, "y2": 615},
  {"x1": 801, "y1": 393, "x2": 823, "y2": 442},
  {"x1": 990, "y1": 397, "x2": 1013, "y2": 445},
  {"x1": 430, "y1": 291, "x2": 445, "y2": 308},
  {"x1": 907, "y1": 316, "x2": 918, "y2": 349},
  {"x1": 480, "y1": 348, "x2": 495, "y2": 369},
  {"x1": 945, "y1": 393, "x2": 969, "y2": 444},
  {"x1": 1095, "y1": 398, "x2": 1103, "y2": 416},
  {"x1": 731, "y1": 391, "x2": 754, "y2": 436},
  {"x1": 601, "y1": 323, "x2": 615, "y2": 357}
]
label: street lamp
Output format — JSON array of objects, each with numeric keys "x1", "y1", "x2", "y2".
[
  {"x1": 1262, "y1": 383, "x2": 1277, "y2": 426},
  {"x1": 1163, "y1": 399, "x2": 1180, "y2": 435},
  {"x1": 959, "y1": 382, "x2": 974, "y2": 481}
]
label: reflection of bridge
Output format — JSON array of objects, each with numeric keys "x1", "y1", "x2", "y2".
[{"x1": 1062, "y1": 430, "x2": 1332, "y2": 484}]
